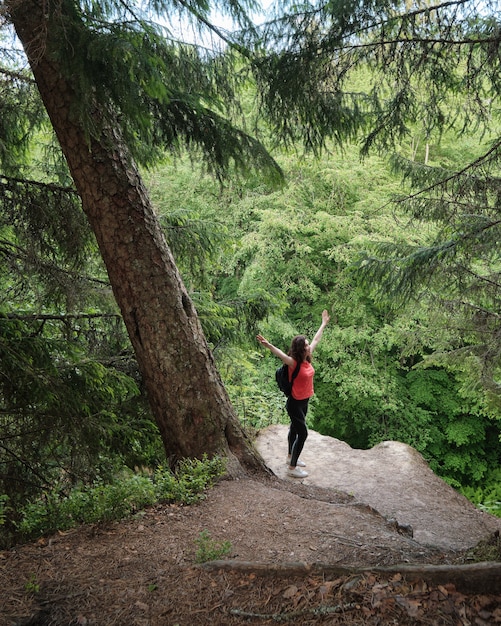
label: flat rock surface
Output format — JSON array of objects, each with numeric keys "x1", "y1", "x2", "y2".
[{"x1": 255, "y1": 424, "x2": 501, "y2": 551}]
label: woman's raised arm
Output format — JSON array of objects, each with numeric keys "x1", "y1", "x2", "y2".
[{"x1": 256, "y1": 334, "x2": 295, "y2": 366}]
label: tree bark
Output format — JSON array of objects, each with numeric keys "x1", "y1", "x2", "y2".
[{"x1": 8, "y1": 0, "x2": 266, "y2": 476}]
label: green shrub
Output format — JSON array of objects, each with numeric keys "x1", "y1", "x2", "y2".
[
  {"x1": 154, "y1": 455, "x2": 226, "y2": 505},
  {"x1": 14, "y1": 455, "x2": 226, "y2": 544},
  {"x1": 18, "y1": 473, "x2": 156, "y2": 537},
  {"x1": 24, "y1": 574, "x2": 40, "y2": 595}
]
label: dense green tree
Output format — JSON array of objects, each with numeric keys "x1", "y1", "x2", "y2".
[{"x1": 248, "y1": 0, "x2": 501, "y2": 394}]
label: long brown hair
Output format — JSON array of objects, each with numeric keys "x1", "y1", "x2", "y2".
[{"x1": 289, "y1": 335, "x2": 311, "y2": 363}]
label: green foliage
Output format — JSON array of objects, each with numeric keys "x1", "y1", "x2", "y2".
[
  {"x1": 0, "y1": 70, "x2": 47, "y2": 176},
  {"x1": 153, "y1": 455, "x2": 227, "y2": 505},
  {"x1": 461, "y1": 468, "x2": 501, "y2": 519},
  {"x1": 11, "y1": 456, "x2": 226, "y2": 546},
  {"x1": 146, "y1": 161, "x2": 283, "y2": 345},
  {"x1": 0, "y1": 308, "x2": 167, "y2": 551},
  {"x1": 0, "y1": 495, "x2": 9, "y2": 526},
  {"x1": 255, "y1": 1, "x2": 501, "y2": 156},
  {"x1": 17, "y1": 473, "x2": 156, "y2": 539},
  {"x1": 14, "y1": 0, "x2": 284, "y2": 182},
  {"x1": 221, "y1": 345, "x2": 290, "y2": 431},
  {"x1": 194, "y1": 529, "x2": 232, "y2": 563},
  {"x1": 24, "y1": 574, "x2": 40, "y2": 595},
  {"x1": 0, "y1": 175, "x2": 100, "y2": 311},
  {"x1": 0, "y1": 314, "x2": 151, "y2": 488}
]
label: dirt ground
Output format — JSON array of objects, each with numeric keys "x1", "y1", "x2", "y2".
[{"x1": 2, "y1": 427, "x2": 501, "y2": 625}]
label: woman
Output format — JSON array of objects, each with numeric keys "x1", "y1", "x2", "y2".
[{"x1": 256, "y1": 310, "x2": 330, "y2": 478}]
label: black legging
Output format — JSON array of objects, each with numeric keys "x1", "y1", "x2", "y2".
[{"x1": 286, "y1": 396, "x2": 309, "y2": 467}]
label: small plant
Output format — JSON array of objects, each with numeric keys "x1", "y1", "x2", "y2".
[
  {"x1": 461, "y1": 470, "x2": 501, "y2": 519},
  {"x1": 194, "y1": 529, "x2": 232, "y2": 563},
  {"x1": 465, "y1": 531, "x2": 501, "y2": 562},
  {"x1": 478, "y1": 501, "x2": 501, "y2": 518},
  {"x1": 24, "y1": 574, "x2": 40, "y2": 594}
]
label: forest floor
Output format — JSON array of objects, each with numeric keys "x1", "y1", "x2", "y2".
[{"x1": 2, "y1": 427, "x2": 501, "y2": 626}]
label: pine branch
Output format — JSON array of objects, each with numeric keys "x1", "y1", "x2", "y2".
[
  {"x1": 0, "y1": 441, "x2": 52, "y2": 490},
  {"x1": 4, "y1": 312, "x2": 121, "y2": 322},
  {"x1": 0, "y1": 174, "x2": 77, "y2": 195},
  {"x1": 0, "y1": 66, "x2": 36, "y2": 84},
  {"x1": 391, "y1": 139, "x2": 501, "y2": 207},
  {"x1": 0, "y1": 238, "x2": 109, "y2": 288}
]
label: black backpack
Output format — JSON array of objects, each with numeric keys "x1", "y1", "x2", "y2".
[{"x1": 275, "y1": 361, "x2": 301, "y2": 397}]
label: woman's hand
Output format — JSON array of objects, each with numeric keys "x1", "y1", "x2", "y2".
[
  {"x1": 310, "y1": 310, "x2": 330, "y2": 353},
  {"x1": 257, "y1": 334, "x2": 293, "y2": 364},
  {"x1": 256, "y1": 334, "x2": 270, "y2": 348}
]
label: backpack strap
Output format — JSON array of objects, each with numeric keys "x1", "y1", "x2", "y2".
[{"x1": 290, "y1": 360, "x2": 301, "y2": 389}]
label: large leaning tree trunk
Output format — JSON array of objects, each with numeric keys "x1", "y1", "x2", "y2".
[{"x1": 8, "y1": 0, "x2": 267, "y2": 476}]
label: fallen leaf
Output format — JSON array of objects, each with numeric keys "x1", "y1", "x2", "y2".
[
  {"x1": 395, "y1": 595, "x2": 422, "y2": 617},
  {"x1": 283, "y1": 585, "x2": 298, "y2": 599},
  {"x1": 318, "y1": 579, "x2": 341, "y2": 597}
]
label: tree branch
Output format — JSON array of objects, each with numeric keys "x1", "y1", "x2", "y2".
[
  {"x1": 390, "y1": 139, "x2": 501, "y2": 209},
  {"x1": 5, "y1": 312, "x2": 121, "y2": 322},
  {"x1": 0, "y1": 174, "x2": 77, "y2": 195},
  {"x1": 0, "y1": 66, "x2": 36, "y2": 83}
]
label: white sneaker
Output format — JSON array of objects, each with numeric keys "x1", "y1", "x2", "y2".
[
  {"x1": 288, "y1": 467, "x2": 308, "y2": 478},
  {"x1": 286, "y1": 458, "x2": 306, "y2": 467}
]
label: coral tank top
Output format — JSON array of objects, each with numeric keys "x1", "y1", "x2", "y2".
[{"x1": 289, "y1": 360, "x2": 315, "y2": 400}]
